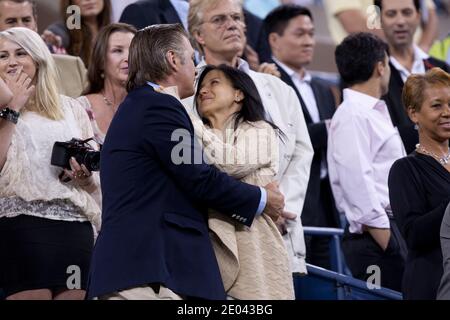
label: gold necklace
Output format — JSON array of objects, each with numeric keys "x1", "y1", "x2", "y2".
[
  {"x1": 102, "y1": 94, "x2": 113, "y2": 107},
  {"x1": 416, "y1": 144, "x2": 450, "y2": 166}
]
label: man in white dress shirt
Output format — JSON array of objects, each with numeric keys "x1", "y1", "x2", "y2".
[
  {"x1": 187, "y1": 0, "x2": 314, "y2": 278},
  {"x1": 328, "y1": 32, "x2": 406, "y2": 291},
  {"x1": 264, "y1": 4, "x2": 339, "y2": 270}
]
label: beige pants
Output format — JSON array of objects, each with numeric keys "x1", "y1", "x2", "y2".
[{"x1": 100, "y1": 285, "x2": 184, "y2": 300}]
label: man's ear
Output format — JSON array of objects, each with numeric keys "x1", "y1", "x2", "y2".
[
  {"x1": 415, "y1": 7, "x2": 422, "y2": 24},
  {"x1": 268, "y1": 32, "x2": 279, "y2": 52},
  {"x1": 32, "y1": 15, "x2": 38, "y2": 33},
  {"x1": 376, "y1": 60, "x2": 386, "y2": 77},
  {"x1": 166, "y1": 50, "x2": 178, "y2": 72},
  {"x1": 193, "y1": 29, "x2": 206, "y2": 47}
]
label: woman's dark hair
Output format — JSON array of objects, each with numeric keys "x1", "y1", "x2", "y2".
[
  {"x1": 84, "y1": 23, "x2": 137, "y2": 95},
  {"x1": 60, "y1": 0, "x2": 112, "y2": 67},
  {"x1": 195, "y1": 64, "x2": 283, "y2": 138}
]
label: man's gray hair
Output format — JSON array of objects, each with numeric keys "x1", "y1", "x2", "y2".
[
  {"x1": 127, "y1": 23, "x2": 188, "y2": 91},
  {"x1": 188, "y1": 0, "x2": 243, "y2": 54}
]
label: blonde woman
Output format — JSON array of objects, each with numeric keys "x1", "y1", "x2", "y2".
[{"x1": 0, "y1": 27, "x2": 100, "y2": 300}]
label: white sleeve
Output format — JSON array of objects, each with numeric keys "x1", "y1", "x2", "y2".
[
  {"x1": 279, "y1": 86, "x2": 314, "y2": 218},
  {"x1": 329, "y1": 114, "x2": 389, "y2": 228}
]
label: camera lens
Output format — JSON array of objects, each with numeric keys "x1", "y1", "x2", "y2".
[
  {"x1": 83, "y1": 151, "x2": 101, "y2": 172},
  {"x1": 51, "y1": 142, "x2": 72, "y2": 169}
]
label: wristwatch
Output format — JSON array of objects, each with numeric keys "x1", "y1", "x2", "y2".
[{"x1": 0, "y1": 107, "x2": 20, "y2": 124}]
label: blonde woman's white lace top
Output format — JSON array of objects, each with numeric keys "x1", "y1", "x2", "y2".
[{"x1": 0, "y1": 95, "x2": 101, "y2": 230}]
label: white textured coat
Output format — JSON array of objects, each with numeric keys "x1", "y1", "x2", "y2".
[
  {"x1": 247, "y1": 68, "x2": 313, "y2": 274},
  {"x1": 186, "y1": 60, "x2": 314, "y2": 274}
]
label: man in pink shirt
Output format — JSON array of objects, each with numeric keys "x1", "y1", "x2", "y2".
[{"x1": 328, "y1": 32, "x2": 406, "y2": 291}]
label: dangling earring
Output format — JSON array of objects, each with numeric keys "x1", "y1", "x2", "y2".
[
  {"x1": 414, "y1": 122, "x2": 419, "y2": 130},
  {"x1": 100, "y1": 72, "x2": 105, "y2": 79}
]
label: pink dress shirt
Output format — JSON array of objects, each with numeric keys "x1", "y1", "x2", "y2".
[{"x1": 327, "y1": 89, "x2": 406, "y2": 234}]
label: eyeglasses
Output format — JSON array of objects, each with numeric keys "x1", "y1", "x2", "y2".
[{"x1": 202, "y1": 13, "x2": 244, "y2": 28}]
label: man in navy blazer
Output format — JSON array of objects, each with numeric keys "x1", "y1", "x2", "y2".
[{"x1": 87, "y1": 24, "x2": 284, "y2": 300}]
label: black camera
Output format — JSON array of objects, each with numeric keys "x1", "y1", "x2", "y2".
[{"x1": 51, "y1": 138, "x2": 100, "y2": 172}]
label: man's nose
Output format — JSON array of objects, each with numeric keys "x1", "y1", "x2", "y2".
[
  {"x1": 395, "y1": 14, "x2": 407, "y2": 26},
  {"x1": 16, "y1": 21, "x2": 27, "y2": 28},
  {"x1": 303, "y1": 35, "x2": 315, "y2": 46},
  {"x1": 224, "y1": 17, "x2": 240, "y2": 29}
]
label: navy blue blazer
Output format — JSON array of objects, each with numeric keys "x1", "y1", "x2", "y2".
[
  {"x1": 87, "y1": 85, "x2": 261, "y2": 300},
  {"x1": 119, "y1": 0, "x2": 181, "y2": 30}
]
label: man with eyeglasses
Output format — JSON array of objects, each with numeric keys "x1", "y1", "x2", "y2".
[
  {"x1": 186, "y1": 0, "x2": 314, "y2": 286},
  {"x1": 119, "y1": 0, "x2": 271, "y2": 65}
]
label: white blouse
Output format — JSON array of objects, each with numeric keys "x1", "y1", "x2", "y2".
[{"x1": 0, "y1": 95, "x2": 101, "y2": 230}]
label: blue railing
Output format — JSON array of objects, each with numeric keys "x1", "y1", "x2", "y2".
[
  {"x1": 303, "y1": 226, "x2": 346, "y2": 275},
  {"x1": 296, "y1": 226, "x2": 403, "y2": 300}
]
